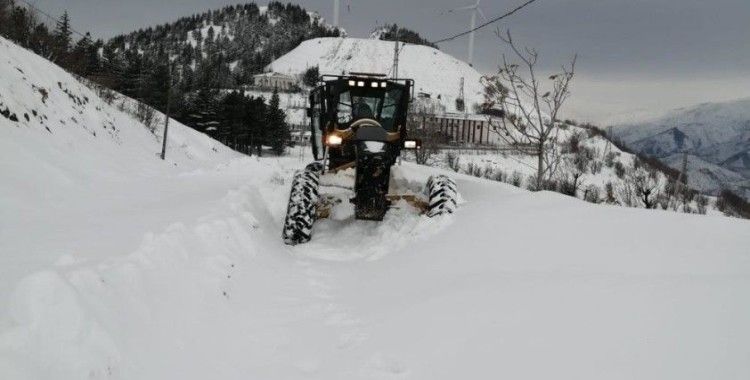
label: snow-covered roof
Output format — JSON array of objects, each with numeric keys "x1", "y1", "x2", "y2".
[{"x1": 253, "y1": 72, "x2": 296, "y2": 80}]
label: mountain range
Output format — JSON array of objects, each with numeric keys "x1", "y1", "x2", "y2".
[{"x1": 613, "y1": 98, "x2": 750, "y2": 199}]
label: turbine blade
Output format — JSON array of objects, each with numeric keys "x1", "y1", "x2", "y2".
[
  {"x1": 476, "y1": 6, "x2": 488, "y2": 21},
  {"x1": 445, "y1": 4, "x2": 476, "y2": 13}
]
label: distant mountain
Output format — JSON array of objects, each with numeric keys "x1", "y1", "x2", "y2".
[
  {"x1": 613, "y1": 98, "x2": 750, "y2": 199},
  {"x1": 267, "y1": 37, "x2": 484, "y2": 113},
  {"x1": 105, "y1": 2, "x2": 341, "y2": 91}
]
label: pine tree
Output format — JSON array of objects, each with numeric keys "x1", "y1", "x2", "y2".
[
  {"x1": 266, "y1": 88, "x2": 290, "y2": 156},
  {"x1": 8, "y1": 6, "x2": 32, "y2": 47},
  {"x1": 69, "y1": 32, "x2": 92, "y2": 75},
  {"x1": 29, "y1": 23, "x2": 53, "y2": 59},
  {"x1": 247, "y1": 96, "x2": 266, "y2": 156},
  {"x1": 0, "y1": 0, "x2": 11, "y2": 38},
  {"x1": 53, "y1": 11, "x2": 72, "y2": 65},
  {"x1": 302, "y1": 66, "x2": 319, "y2": 87}
]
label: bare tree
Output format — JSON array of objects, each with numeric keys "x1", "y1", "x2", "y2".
[
  {"x1": 407, "y1": 104, "x2": 449, "y2": 165},
  {"x1": 481, "y1": 29, "x2": 576, "y2": 189},
  {"x1": 629, "y1": 168, "x2": 660, "y2": 209}
]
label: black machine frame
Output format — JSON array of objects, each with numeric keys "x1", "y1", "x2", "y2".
[{"x1": 306, "y1": 73, "x2": 417, "y2": 220}]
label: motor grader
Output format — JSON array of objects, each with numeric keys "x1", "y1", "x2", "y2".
[{"x1": 282, "y1": 73, "x2": 458, "y2": 245}]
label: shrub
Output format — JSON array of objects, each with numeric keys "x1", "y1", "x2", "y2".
[
  {"x1": 510, "y1": 171, "x2": 523, "y2": 187},
  {"x1": 446, "y1": 152, "x2": 461, "y2": 172},
  {"x1": 716, "y1": 190, "x2": 750, "y2": 219},
  {"x1": 605, "y1": 182, "x2": 617, "y2": 204},
  {"x1": 604, "y1": 152, "x2": 617, "y2": 168},
  {"x1": 492, "y1": 169, "x2": 506, "y2": 183},
  {"x1": 482, "y1": 164, "x2": 494, "y2": 179},
  {"x1": 590, "y1": 160, "x2": 602, "y2": 175},
  {"x1": 565, "y1": 132, "x2": 582, "y2": 154},
  {"x1": 470, "y1": 163, "x2": 483, "y2": 177},
  {"x1": 695, "y1": 194, "x2": 709, "y2": 215},
  {"x1": 613, "y1": 161, "x2": 626, "y2": 178},
  {"x1": 557, "y1": 178, "x2": 577, "y2": 196},
  {"x1": 526, "y1": 175, "x2": 539, "y2": 191},
  {"x1": 583, "y1": 185, "x2": 600, "y2": 203}
]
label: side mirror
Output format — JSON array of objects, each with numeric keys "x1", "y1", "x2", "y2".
[
  {"x1": 306, "y1": 107, "x2": 313, "y2": 118},
  {"x1": 402, "y1": 139, "x2": 422, "y2": 149}
]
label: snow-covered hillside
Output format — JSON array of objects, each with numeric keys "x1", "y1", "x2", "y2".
[
  {"x1": 415, "y1": 122, "x2": 730, "y2": 216},
  {"x1": 0, "y1": 35, "x2": 238, "y2": 306},
  {"x1": 613, "y1": 98, "x2": 750, "y2": 198},
  {"x1": 267, "y1": 37, "x2": 485, "y2": 113},
  {"x1": 2, "y1": 36, "x2": 750, "y2": 380}
]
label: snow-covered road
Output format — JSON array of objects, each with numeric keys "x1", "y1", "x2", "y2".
[{"x1": 3, "y1": 154, "x2": 749, "y2": 379}]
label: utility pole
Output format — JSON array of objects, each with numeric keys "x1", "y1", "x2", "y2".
[
  {"x1": 467, "y1": 4, "x2": 477, "y2": 67},
  {"x1": 670, "y1": 151, "x2": 688, "y2": 209},
  {"x1": 392, "y1": 39, "x2": 399, "y2": 79},
  {"x1": 604, "y1": 126, "x2": 613, "y2": 154},
  {"x1": 457, "y1": 77, "x2": 465, "y2": 113},
  {"x1": 392, "y1": 28, "x2": 401, "y2": 79},
  {"x1": 160, "y1": 60, "x2": 172, "y2": 160}
]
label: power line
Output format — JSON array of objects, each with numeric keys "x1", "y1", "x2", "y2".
[
  {"x1": 431, "y1": 0, "x2": 539, "y2": 44},
  {"x1": 14, "y1": 0, "x2": 89, "y2": 39},
  {"x1": 386, "y1": 0, "x2": 538, "y2": 78}
]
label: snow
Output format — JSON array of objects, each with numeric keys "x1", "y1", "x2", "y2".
[
  {"x1": 267, "y1": 37, "x2": 486, "y2": 113},
  {"x1": 2, "y1": 36, "x2": 750, "y2": 379}
]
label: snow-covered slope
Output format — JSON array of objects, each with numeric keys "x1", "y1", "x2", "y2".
[
  {"x1": 613, "y1": 98, "x2": 750, "y2": 198},
  {"x1": 418, "y1": 123, "x2": 727, "y2": 215},
  {"x1": 267, "y1": 37, "x2": 485, "y2": 113},
  {"x1": 2, "y1": 36, "x2": 750, "y2": 380},
  {"x1": 0, "y1": 36, "x2": 238, "y2": 306}
]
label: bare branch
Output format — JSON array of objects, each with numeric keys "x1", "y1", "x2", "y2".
[{"x1": 482, "y1": 30, "x2": 577, "y2": 188}]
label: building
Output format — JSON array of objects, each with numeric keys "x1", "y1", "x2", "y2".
[
  {"x1": 253, "y1": 72, "x2": 297, "y2": 91},
  {"x1": 407, "y1": 113, "x2": 497, "y2": 146}
]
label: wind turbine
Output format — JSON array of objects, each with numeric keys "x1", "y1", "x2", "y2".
[
  {"x1": 333, "y1": 0, "x2": 340, "y2": 27},
  {"x1": 446, "y1": 0, "x2": 488, "y2": 67},
  {"x1": 332, "y1": 0, "x2": 351, "y2": 28}
]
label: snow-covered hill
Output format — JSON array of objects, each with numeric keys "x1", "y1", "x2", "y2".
[
  {"x1": 2, "y1": 36, "x2": 750, "y2": 380},
  {"x1": 267, "y1": 37, "x2": 485, "y2": 113},
  {"x1": 107, "y1": 2, "x2": 340, "y2": 91},
  {"x1": 613, "y1": 98, "x2": 750, "y2": 198}
]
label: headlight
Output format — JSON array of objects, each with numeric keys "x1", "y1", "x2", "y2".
[
  {"x1": 326, "y1": 134, "x2": 343, "y2": 146},
  {"x1": 403, "y1": 139, "x2": 421, "y2": 149}
]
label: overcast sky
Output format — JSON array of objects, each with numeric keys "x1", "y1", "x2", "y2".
[{"x1": 35, "y1": 0, "x2": 750, "y2": 123}]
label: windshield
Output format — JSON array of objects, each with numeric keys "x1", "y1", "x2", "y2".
[{"x1": 336, "y1": 86, "x2": 404, "y2": 131}]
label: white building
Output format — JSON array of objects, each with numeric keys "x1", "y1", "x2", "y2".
[{"x1": 253, "y1": 72, "x2": 297, "y2": 91}]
